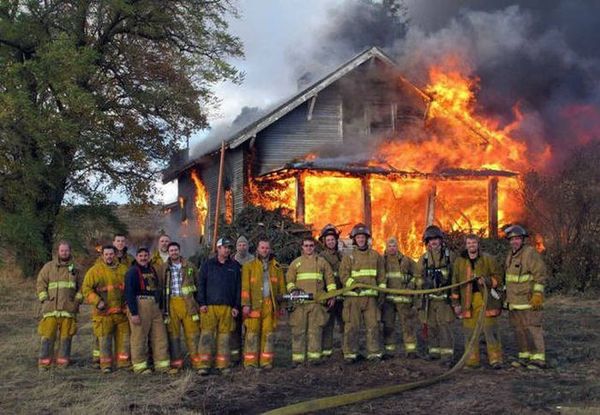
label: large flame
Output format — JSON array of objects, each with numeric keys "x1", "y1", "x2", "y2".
[
  {"x1": 242, "y1": 66, "x2": 551, "y2": 257},
  {"x1": 190, "y1": 170, "x2": 209, "y2": 237}
]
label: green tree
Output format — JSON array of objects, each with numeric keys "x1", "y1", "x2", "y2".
[{"x1": 0, "y1": 0, "x2": 243, "y2": 276}]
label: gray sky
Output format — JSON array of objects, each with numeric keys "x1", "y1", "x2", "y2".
[{"x1": 161, "y1": 0, "x2": 344, "y2": 202}]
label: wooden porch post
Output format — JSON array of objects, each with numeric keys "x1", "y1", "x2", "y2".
[
  {"x1": 295, "y1": 172, "x2": 305, "y2": 224},
  {"x1": 362, "y1": 175, "x2": 372, "y2": 229},
  {"x1": 425, "y1": 184, "x2": 437, "y2": 226},
  {"x1": 488, "y1": 177, "x2": 499, "y2": 238}
]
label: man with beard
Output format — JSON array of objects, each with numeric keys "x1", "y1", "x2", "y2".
[
  {"x1": 36, "y1": 241, "x2": 84, "y2": 370},
  {"x1": 82, "y1": 245, "x2": 130, "y2": 373},
  {"x1": 451, "y1": 234, "x2": 503, "y2": 369},
  {"x1": 241, "y1": 238, "x2": 285, "y2": 369}
]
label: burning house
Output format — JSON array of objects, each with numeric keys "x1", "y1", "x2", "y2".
[{"x1": 163, "y1": 47, "x2": 535, "y2": 257}]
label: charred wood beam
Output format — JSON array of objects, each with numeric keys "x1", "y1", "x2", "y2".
[
  {"x1": 295, "y1": 172, "x2": 305, "y2": 224},
  {"x1": 425, "y1": 185, "x2": 437, "y2": 227},
  {"x1": 258, "y1": 164, "x2": 517, "y2": 182},
  {"x1": 362, "y1": 175, "x2": 372, "y2": 229},
  {"x1": 488, "y1": 177, "x2": 499, "y2": 238}
]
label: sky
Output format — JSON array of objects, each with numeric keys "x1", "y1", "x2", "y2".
[{"x1": 159, "y1": 0, "x2": 344, "y2": 203}]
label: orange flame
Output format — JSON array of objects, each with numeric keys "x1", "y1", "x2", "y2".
[
  {"x1": 190, "y1": 170, "x2": 209, "y2": 237},
  {"x1": 244, "y1": 66, "x2": 550, "y2": 258}
]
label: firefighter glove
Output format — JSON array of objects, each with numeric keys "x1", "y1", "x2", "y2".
[{"x1": 530, "y1": 292, "x2": 543, "y2": 310}]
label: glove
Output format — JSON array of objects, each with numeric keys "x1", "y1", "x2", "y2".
[
  {"x1": 164, "y1": 317, "x2": 171, "y2": 325},
  {"x1": 530, "y1": 292, "x2": 543, "y2": 310}
]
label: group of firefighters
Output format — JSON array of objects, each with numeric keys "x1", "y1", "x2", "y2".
[{"x1": 35, "y1": 221, "x2": 548, "y2": 375}]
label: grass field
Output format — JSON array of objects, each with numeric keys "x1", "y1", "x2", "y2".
[{"x1": 1, "y1": 273, "x2": 600, "y2": 414}]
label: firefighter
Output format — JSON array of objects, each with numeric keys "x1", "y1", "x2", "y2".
[
  {"x1": 382, "y1": 237, "x2": 418, "y2": 358},
  {"x1": 241, "y1": 237, "x2": 286, "y2": 369},
  {"x1": 231, "y1": 235, "x2": 254, "y2": 365},
  {"x1": 91, "y1": 233, "x2": 134, "y2": 366},
  {"x1": 286, "y1": 236, "x2": 336, "y2": 365},
  {"x1": 158, "y1": 242, "x2": 200, "y2": 372},
  {"x1": 82, "y1": 245, "x2": 130, "y2": 373},
  {"x1": 451, "y1": 234, "x2": 503, "y2": 369},
  {"x1": 196, "y1": 238, "x2": 241, "y2": 375},
  {"x1": 318, "y1": 224, "x2": 344, "y2": 358},
  {"x1": 339, "y1": 223, "x2": 386, "y2": 363},
  {"x1": 124, "y1": 248, "x2": 171, "y2": 374},
  {"x1": 36, "y1": 241, "x2": 84, "y2": 370},
  {"x1": 504, "y1": 225, "x2": 547, "y2": 370},
  {"x1": 113, "y1": 233, "x2": 135, "y2": 266},
  {"x1": 234, "y1": 235, "x2": 254, "y2": 265},
  {"x1": 151, "y1": 234, "x2": 171, "y2": 268},
  {"x1": 414, "y1": 225, "x2": 456, "y2": 362}
]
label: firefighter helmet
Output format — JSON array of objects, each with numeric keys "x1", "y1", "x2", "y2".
[
  {"x1": 319, "y1": 224, "x2": 340, "y2": 241},
  {"x1": 422, "y1": 225, "x2": 444, "y2": 243},
  {"x1": 350, "y1": 223, "x2": 371, "y2": 239},
  {"x1": 504, "y1": 224, "x2": 528, "y2": 239}
]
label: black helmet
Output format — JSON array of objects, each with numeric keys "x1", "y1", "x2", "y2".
[
  {"x1": 422, "y1": 225, "x2": 444, "y2": 243},
  {"x1": 350, "y1": 223, "x2": 371, "y2": 239},
  {"x1": 504, "y1": 224, "x2": 528, "y2": 239},
  {"x1": 319, "y1": 224, "x2": 340, "y2": 241}
]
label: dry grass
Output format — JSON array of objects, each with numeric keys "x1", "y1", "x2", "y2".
[{"x1": 1, "y1": 274, "x2": 600, "y2": 414}]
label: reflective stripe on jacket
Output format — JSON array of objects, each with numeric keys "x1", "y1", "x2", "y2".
[
  {"x1": 36, "y1": 258, "x2": 83, "y2": 318},
  {"x1": 384, "y1": 252, "x2": 415, "y2": 303},
  {"x1": 82, "y1": 260, "x2": 128, "y2": 316},
  {"x1": 286, "y1": 254, "x2": 335, "y2": 299},
  {"x1": 339, "y1": 247, "x2": 385, "y2": 297},
  {"x1": 505, "y1": 245, "x2": 547, "y2": 310},
  {"x1": 241, "y1": 257, "x2": 285, "y2": 315}
]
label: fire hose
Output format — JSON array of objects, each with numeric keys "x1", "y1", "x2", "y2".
[{"x1": 263, "y1": 278, "x2": 488, "y2": 415}]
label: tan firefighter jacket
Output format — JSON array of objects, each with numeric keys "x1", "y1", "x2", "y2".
[
  {"x1": 414, "y1": 247, "x2": 455, "y2": 302},
  {"x1": 82, "y1": 260, "x2": 128, "y2": 316},
  {"x1": 36, "y1": 258, "x2": 84, "y2": 318},
  {"x1": 451, "y1": 251, "x2": 503, "y2": 318},
  {"x1": 339, "y1": 247, "x2": 385, "y2": 297},
  {"x1": 319, "y1": 249, "x2": 343, "y2": 289},
  {"x1": 241, "y1": 256, "x2": 285, "y2": 317},
  {"x1": 384, "y1": 252, "x2": 416, "y2": 304},
  {"x1": 505, "y1": 245, "x2": 547, "y2": 310},
  {"x1": 286, "y1": 254, "x2": 335, "y2": 302}
]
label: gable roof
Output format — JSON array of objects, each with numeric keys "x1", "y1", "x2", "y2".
[{"x1": 163, "y1": 46, "x2": 429, "y2": 182}]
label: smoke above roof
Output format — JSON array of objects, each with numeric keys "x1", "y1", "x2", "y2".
[{"x1": 191, "y1": 0, "x2": 600, "y2": 169}]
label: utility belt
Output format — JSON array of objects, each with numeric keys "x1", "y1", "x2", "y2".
[{"x1": 137, "y1": 295, "x2": 156, "y2": 301}]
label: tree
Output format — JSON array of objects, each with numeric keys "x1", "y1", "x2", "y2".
[
  {"x1": 521, "y1": 142, "x2": 600, "y2": 292},
  {"x1": 0, "y1": 0, "x2": 243, "y2": 276}
]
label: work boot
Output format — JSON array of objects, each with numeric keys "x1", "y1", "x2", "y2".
[
  {"x1": 102, "y1": 367, "x2": 112, "y2": 374},
  {"x1": 510, "y1": 358, "x2": 527, "y2": 368},
  {"x1": 344, "y1": 356, "x2": 358, "y2": 365},
  {"x1": 218, "y1": 367, "x2": 232, "y2": 375},
  {"x1": 198, "y1": 368, "x2": 210, "y2": 376},
  {"x1": 406, "y1": 352, "x2": 418, "y2": 359},
  {"x1": 526, "y1": 360, "x2": 547, "y2": 370},
  {"x1": 490, "y1": 361, "x2": 504, "y2": 370}
]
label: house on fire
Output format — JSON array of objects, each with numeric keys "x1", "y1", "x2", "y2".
[{"x1": 163, "y1": 47, "x2": 516, "y2": 254}]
